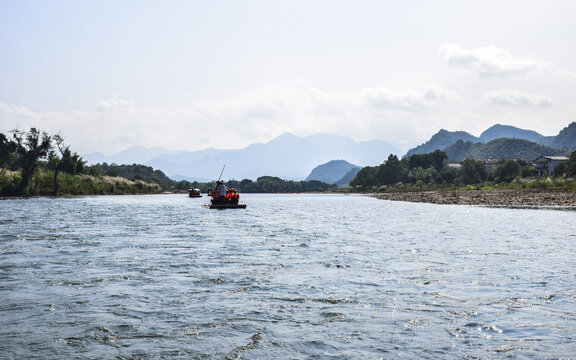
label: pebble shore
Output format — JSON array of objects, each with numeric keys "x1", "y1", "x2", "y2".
[{"x1": 374, "y1": 189, "x2": 576, "y2": 209}]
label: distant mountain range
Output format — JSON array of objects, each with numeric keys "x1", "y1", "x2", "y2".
[
  {"x1": 85, "y1": 133, "x2": 398, "y2": 181},
  {"x1": 405, "y1": 122, "x2": 576, "y2": 161},
  {"x1": 85, "y1": 123, "x2": 575, "y2": 181}
]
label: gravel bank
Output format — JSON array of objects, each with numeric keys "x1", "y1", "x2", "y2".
[{"x1": 374, "y1": 189, "x2": 576, "y2": 209}]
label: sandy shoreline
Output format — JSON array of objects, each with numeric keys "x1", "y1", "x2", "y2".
[{"x1": 373, "y1": 189, "x2": 576, "y2": 209}]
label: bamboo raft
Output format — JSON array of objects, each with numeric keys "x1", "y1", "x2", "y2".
[{"x1": 202, "y1": 203, "x2": 247, "y2": 209}]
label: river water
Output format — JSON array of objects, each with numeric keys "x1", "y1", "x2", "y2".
[{"x1": 1, "y1": 194, "x2": 574, "y2": 359}]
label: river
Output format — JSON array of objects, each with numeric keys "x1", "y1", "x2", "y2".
[{"x1": 1, "y1": 194, "x2": 574, "y2": 359}]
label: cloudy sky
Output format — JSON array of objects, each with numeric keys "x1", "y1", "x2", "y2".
[{"x1": 1, "y1": 0, "x2": 575, "y2": 155}]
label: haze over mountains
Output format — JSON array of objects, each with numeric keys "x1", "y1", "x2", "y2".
[
  {"x1": 85, "y1": 123, "x2": 575, "y2": 181},
  {"x1": 85, "y1": 133, "x2": 398, "y2": 181}
]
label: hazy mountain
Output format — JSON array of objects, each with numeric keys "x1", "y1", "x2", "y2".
[
  {"x1": 86, "y1": 133, "x2": 398, "y2": 181},
  {"x1": 305, "y1": 160, "x2": 361, "y2": 185},
  {"x1": 85, "y1": 146, "x2": 174, "y2": 165},
  {"x1": 336, "y1": 167, "x2": 363, "y2": 187},
  {"x1": 479, "y1": 124, "x2": 545, "y2": 144},
  {"x1": 405, "y1": 130, "x2": 478, "y2": 158}
]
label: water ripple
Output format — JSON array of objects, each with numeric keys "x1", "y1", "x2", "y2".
[{"x1": 0, "y1": 194, "x2": 574, "y2": 358}]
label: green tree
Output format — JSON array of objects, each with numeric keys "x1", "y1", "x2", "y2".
[
  {"x1": 408, "y1": 150, "x2": 447, "y2": 172},
  {"x1": 12, "y1": 128, "x2": 52, "y2": 195},
  {"x1": 48, "y1": 134, "x2": 86, "y2": 196},
  {"x1": 0, "y1": 133, "x2": 17, "y2": 169},
  {"x1": 429, "y1": 149, "x2": 448, "y2": 172},
  {"x1": 48, "y1": 134, "x2": 65, "y2": 196},
  {"x1": 350, "y1": 166, "x2": 378, "y2": 188},
  {"x1": 377, "y1": 154, "x2": 407, "y2": 185},
  {"x1": 494, "y1": 159, "x2": 521, "y2": 183},
  {"x1": 460, "y1": 159, "x2": 488, "y2": 184},
  {"x1": 554, "y1": 151, "x2": 576, "y2": 177}
]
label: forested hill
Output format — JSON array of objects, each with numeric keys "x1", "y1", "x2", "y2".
[
  {"x1": 405, "y1": 130, "x2": 478, "y2": 158},
  {"x1": 548, "y1": 122, "x2": 576, "y2": 149},
  {"x1": 305, "y1": 160, "x2": 361, "y2": 185},
  {"x1": 405, "y1": 122, "x2": 576, "y2": 159},
  {"x1": 444, "y1": 138, "x2": 567, "y2": 162}
]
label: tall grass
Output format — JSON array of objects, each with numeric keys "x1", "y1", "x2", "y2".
[{"x1": 1, "y1": 169, "x2": 162, "y2": 196}]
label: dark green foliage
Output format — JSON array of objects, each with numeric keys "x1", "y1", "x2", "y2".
[
  {"x1": 350, "y1": 166, "x2": 378, "y2": 188},
  {"x1": 407, "y1": 150, "x2": 447, "y2": 172},
  {"x1": 494, "y1": 159, "x2": 522, "y2": 183},
  {"x1": 554, "y1": 151, "x2": 576, "y2": 176},
  {"x1": 59, "y1": 148, "x2": 85, "y2": 175},
  {"x1": 1, "y1": 129, "x2": 166, "y2": 196},
  {"x1": 377, "y1": 154, "x2": 407, "y2": 185},
  {"x1": 443, "y1": 140, "x2": 478, "y2": 161},
  {"x1": 225, "y1": 176, "x2": 335, "y2": 193},
  {"x1": 22, "y1": 171, "x2": 162, "y2": 196},
  {"x1": 0, "y1": 133, "x2": 17, "y2": 169},
  {"x1": 350, "y1": 146, "x2": 575, "y2": 190},
  {"x1": 470, "y1": 138, "x2": 566, "y2": 161},
  {"x1": 442, "y1": 138, "x2": 567, "y2": 162},
  {"x1": 93, "y1": 163, "x2": 174, "y2": 190},
  {"x1": 351, "y1": 151, "x2": 451, "y2": 188},
  {"x1": 460, "y1": 159, "x2": 488, "y2": 184},
  {"x1": 11, "y1": 128, "x2": 52, "y2": 195},
  {"x1": 47, "y1": 134, "x2": 87, "y2": 196}
]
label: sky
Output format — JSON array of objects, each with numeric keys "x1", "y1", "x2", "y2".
[{"x1": 1, "y1": 0, "x2": 575, "y2": 155}]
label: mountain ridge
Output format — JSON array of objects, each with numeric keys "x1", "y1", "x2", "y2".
[
  {"x1": 444, "y1": 138, "x2": 567, "y2": 162},
  {"x1": 84, "y1": 123, "x2": 575, "y2": 181},
  {"x1": 406, "y1": 122, "x2": 575, "y2": 158},
  {"x1": 86, "y1": 133, "x2": 398, "y2": 181}
]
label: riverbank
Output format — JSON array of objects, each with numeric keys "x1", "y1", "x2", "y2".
[{"x1": 373, "y1": 189, "x2": 576, "y2": 208}]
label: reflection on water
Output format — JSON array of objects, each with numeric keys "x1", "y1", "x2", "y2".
[{"x1": 1, "y1": 194, "x2": 575, "y2": 358}]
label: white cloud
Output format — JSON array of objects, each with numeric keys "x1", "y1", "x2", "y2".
[
  {"x1": 1, "y1": 80, "x2": 567, "y2": 156},
  {"x1": 0, "y1": 101, "x2": 43, "y2": 121},
  {"x1": 484, "y1": 90, "x2": 552, "y2": 108},
  {"x1": 359, "y1": 85, "x2": 462, "y2": 111},
  {"x1": 97, "y1": 99, "x2": 135, "y2": 112},
  {"x1": 439, "y1": 44, "x2": 576, "y2": 81}
]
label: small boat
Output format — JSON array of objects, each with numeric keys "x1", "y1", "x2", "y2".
[
  {"x1": 204, "y1": 182, "x2": 245, "y2": 209},
  {"x1": 188, "y1": 188, "x2": 202, "y2": 198},
  {"x1": 202, "y1": 203, "x2": 247, "y2": 209}
]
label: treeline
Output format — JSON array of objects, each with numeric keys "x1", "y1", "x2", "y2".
[
  {"x1": 93, "y1": 163, "x2": 175, "y2": 191},
  {"x1": 227, "y1": 176, "x2": 335, "y2": 193},
  {"x1": 350, "y1": 149, "x2": 576, "y2": 190},
  {"x1": 1, "y1": 129, "x2": 163, "y2": 196},
  {"x1": 174, "y1": 176, "x2": 335, "y2": 194}
]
